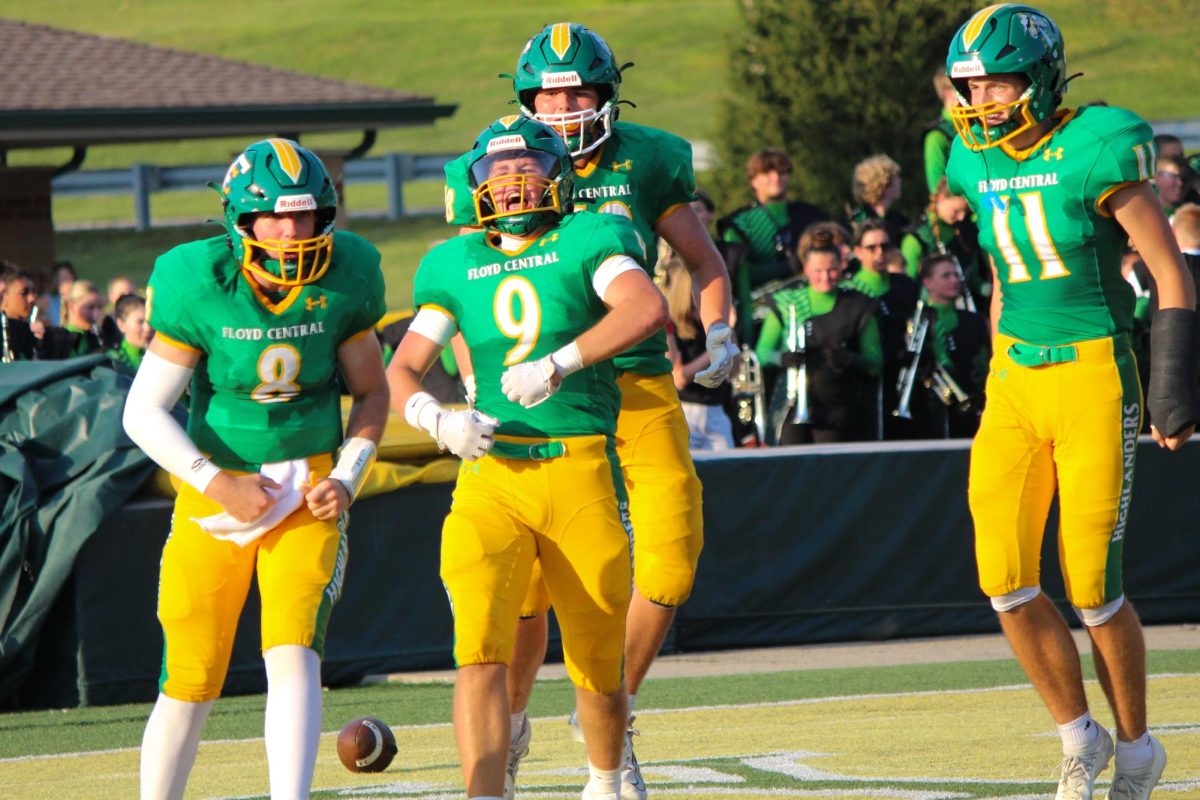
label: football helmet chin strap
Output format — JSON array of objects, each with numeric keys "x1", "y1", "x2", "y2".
[{"x1": 533, "y1": 104, "x2": 615, "y2": 158}]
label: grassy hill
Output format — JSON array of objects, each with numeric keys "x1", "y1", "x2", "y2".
[{"x1": 2, "y1": 0, "x2": 1197, "y2": 294}]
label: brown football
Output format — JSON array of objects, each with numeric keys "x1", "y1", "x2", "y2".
[{"x1": 336, "y1": 716, "x2": 397, "y2": 773}]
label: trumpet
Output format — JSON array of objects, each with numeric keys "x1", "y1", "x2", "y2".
[
  {"x1": 1, "y1": 313, "x2": 12, "y2": 363},
  {"x1": 730, "y1": 344, "x2": 767, "y2": 446},
  {"x1": 894, "y1": 301, "x2": 929, "y2": 420},
  {"x1": 927, "y1": 364, "x2": 972, "y2": 412},
  {"x1": 785, "y1": 304, "x2": 811, "y2": 425}
]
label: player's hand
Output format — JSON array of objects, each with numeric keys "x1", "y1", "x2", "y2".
[
  {"x1": 305, "y1": 477, "x2": 350, "y2": 520},
  {"x1": 437, "y1": 408, "x2": 499, "y2": 461},
  {"x1": 501, "y1": 356, "x2": 562, "y2": 408},
  {"x1": 203, "y1": 471, "x2": 281, "y2": 523},
  {"x1": 1150, "y1": 422, "x2": 1194, "y2": 451},
  {"x1": 694, "y1": 323, "x2": 739, "y2": 388}
]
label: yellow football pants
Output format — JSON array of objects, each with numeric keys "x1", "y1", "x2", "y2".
[
  {"x1": 441, "y1": 434, "x2": 632, "y2": 694},
  {"x1": 969, "y1": 334, "x2": 1141, "y2": 609},
  {"x1": 519, "y1": 372, "x2": 704, "y2": 616},
  {"x1": 158, "y1": 453, "x2": 346, "y2": 702}
]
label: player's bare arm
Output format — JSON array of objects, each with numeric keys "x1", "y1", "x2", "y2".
[
  {"x1": 1110, "y1": 181, "x2": 1200, "y2": 449},
  {"x1": 655, "y1": 204, "x2": 732, "y2": 330},
  {"x1": 575, "y1": 267, "x2": 668, "y2": 366},
  {"x1": 306, "y1": 330, "x2": 389, "y2": 520}
]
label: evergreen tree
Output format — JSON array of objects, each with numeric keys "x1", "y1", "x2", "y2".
[{"x1": 714, "y1": 0, "x2": 976, "y2": 219}]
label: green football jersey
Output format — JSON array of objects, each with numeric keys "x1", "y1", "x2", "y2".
[
  {"x1": 444, "y1": 120, "x2": 697, "y2": 375},
  {"x1": 946, "y1": 105, "x2": 1155, "y2": 345},
  {"x1": 414, "y1": 212, "x2": 645, "y2": 439},
  {"x1": 147, "y1": 231, "x2": 386, "y2": 472}
]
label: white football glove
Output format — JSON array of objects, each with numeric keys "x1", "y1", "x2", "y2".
[
  {"x1": 501, "y1": 343, "x2": 584, "y2": 409},
  {"x1": 694, "y1": 322, "x2": 739, "y2": 388},
  {"x1": 462, "y1": 374, "x2": 477, "y2": 407},
  {"x1": 501, "y1": 356, "x2": 561, "y2": 408},
  {"x1": 405, "y1": 391, "x2": 498, "y2": 461},
  {"x1": 436, "y1": 408, "x2": 499, "y2": 461}
]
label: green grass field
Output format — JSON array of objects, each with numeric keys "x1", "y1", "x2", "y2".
[{"x1": 1, "y1": 649, "x2": 1197, "y2": 798}]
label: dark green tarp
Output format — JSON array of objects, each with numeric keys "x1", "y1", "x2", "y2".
[{"x1": 0, "y1": 356, "x2": 157, "y2": 708}]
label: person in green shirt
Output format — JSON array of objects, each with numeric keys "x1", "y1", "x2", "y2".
[
  {"x1": 916, "y1": 253, "x2": 990, "y2": 437},
  {"x1": 718, "y1": 148, "x2": 831, "y2": 342},
  {"x1": 755, "y1": 227, "x2": 881, "y2": 444},
  {"x1": 946, "y1": 5, "x2": 1199, "y2": 797},
  {"x1": 40, "y1": 279, "x2": 104, "y2": 359},
  {"x1": 845, "y1": 153, "x2": 910, "y2": 249},
  {"x1": 105, "y1": 292, "x2": 151, "y2": 371},
  {"x1": 923, "y1": 71, "x2": 961, "y2": 196},
  {"x1": 899, "y1": 177, "x2": 986, "y2": 306}
]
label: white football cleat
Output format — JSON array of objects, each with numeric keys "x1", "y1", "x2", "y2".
[
  {"x1": 581, "y1": 783, "x2": 619, "y2": 800},
  {"x1": 620, "y1": 715, "x2": 648, "y2": 800},
  {"x1": 1055, "y1": 725, "x2": 1114, "y2": 800},
  {"x1": 504, "y1": 714, "x2": 531, "y2": 800},
  {"x1": 1106, "y1": 735, "x2": 1167, "y2": 800}
]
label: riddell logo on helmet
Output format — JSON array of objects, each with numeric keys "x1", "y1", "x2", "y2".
[
  {"x1": 951, "y1": 60, "x2": 987, "y2": 78},
  {"x1": 274, "y1": 195, "x2": 317, "y2": 212},
  {"x1": 486, "y1": 135, "x2": 528, "y2": 154},
  {"x1": 542, "y1": 71, "x2": 583, "y2": 88}
]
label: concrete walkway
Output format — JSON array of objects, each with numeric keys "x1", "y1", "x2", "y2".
[{"x1": 382, "y1": 623, "x2": 1198, "y2": 684}]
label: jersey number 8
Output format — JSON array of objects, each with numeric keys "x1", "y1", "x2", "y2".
[{"x1": 252, "y1": 344, "x2": 302, "y2": 403}]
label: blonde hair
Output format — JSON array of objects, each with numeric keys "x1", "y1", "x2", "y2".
[
  {"x1": 64, "y1": 279, "x2": 99, "y2": 306},
  {"x1": 663, "y1": 262, "x2": 699, "y2": 340},
  {"x1": 852, "y1": 154, "x2": 901, "y2": 206},
  {"x1": 1172, "y1": 203, "x2": 1200, "y2": 250}
]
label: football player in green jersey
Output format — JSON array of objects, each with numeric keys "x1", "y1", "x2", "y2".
[
  {"x1": 388, "y1": 116, "x2": 667, "y2": 800},
  {"x1": 444, "y1": 23, "x2": 734, "y2": 799},
  {"x1": 122, "y1": 138, "x2": 389, "y2": 800},
  {"x1": 945, "y1": 6, "x2": 1200, "y2": 798}
]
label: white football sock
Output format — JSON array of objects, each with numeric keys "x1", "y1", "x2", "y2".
[
  {"x1": 1058, "y1": 711, "x2": 1100, "y2": 752},
  {"x1": 587, "y1": 761, "x2": 621, "y2": 793},
  {"x1": 1115, "y1": 730, "x2": 1154, "y2": 770},
  {"x1": 510, "y1": 709, "x2": 528, "y2": 744},
  {"x1": 264, "y1": 645, "x2": 322, "y2": 800},
  {"x1": 140, "y1": 694, "x2": 214, "y2": 800}
]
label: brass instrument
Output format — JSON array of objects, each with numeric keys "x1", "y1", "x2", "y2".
[
  {"x1": 894, "y1": 300, "x2": 929, "y2": 419},
  {"x1": 785, "y1": 303, "x2": 811, "y2": 425},
  {"x1": 927, "y1": 364, "x2": 971, "y2": 412},
  {"x1": 730, "y1": 344, "x2": 766, "y2": 446},
  {"x1": 1, "y1": 313, "x2": 12, "y2": 363}
]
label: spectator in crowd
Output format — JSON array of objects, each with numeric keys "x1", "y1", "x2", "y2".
[
  {"x1": 46, "y1": 260, "x2": 76, "y2": 326},
  {"x1": 917, "y1": 254, "x2": 990, "y2": 438},
  {"x1": 846, "y1": 154, "x2": 909, "y2": 247},
  {"x1": 100, "y1": 274, "x2": 138, "y2": 350},
  {"x1": 1153, "y1": 133, "x2": 1184, "y2": 162},
  {"x1": 1171, "y1": 202, "x2": 1200, "y2": 281},
  {"x1": 663, "y1": 257, "x2": 734, "y2": 450},
  {"x1": 1154, "y1": 156, "x2": 1190, "y2": 218},
  {"x1": 691, "y1": 189, "x2": 716, "y2": 235},
  {"x1": 843, "y1": 220, "x2": 920, "y2": 437},
  {"x1": 755, "y1": 228, "x2": 881, "y2": 444},
  {"x1": 719, "y1": 148, "x2": 830, "y2": 342},
  {"x1": 0, "y1": 267, "x2": 41, "y2": 362},
  {"x1": 800, "y1": 221, "x2": 852, "y2": 265},
  {"x1": 900, "y1": 178, "x2": 986, "y2": 305},
  {"x1": 40, "y1": 279, "x2": 104, "y2": 359},
  {"x1": 923, "y1": 71, "x2": 961, "y2": 196},
  {"x1": 1121, "y1": 245, "x2": 1154, "y2": 407},
  {"x1": 105, "y1": 293, "x2": 152, "y2": 371}
]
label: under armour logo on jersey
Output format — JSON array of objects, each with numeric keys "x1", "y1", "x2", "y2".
[
  {"x1": 1043, "y1": 147, "x2": 1064, "y2": 161},
  {"x1": 306, "y1": 295, "x2": 328, "y2": 310},
  {"x1": 539, "y1": 233, "x2": 559, "y2": 246},
  {"x1": 612, "y1": 159, "x2": 633, "y2": 172}
]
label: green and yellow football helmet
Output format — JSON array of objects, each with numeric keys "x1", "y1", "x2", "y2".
[
  {"x1": 511, "y1": 22, "x2": 625, "y2": 158},
  {"x1": 466, "y1": 116, "x2": 574, "y2": 236},
  {"x1": 217, "y1": 138, "x2": 338, "y2": 286},
  {"x1": 945, "y1": 4, "x2": 1067, "y2": 150}
]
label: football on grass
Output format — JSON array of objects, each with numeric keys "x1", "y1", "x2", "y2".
[{"x1": 337, "y1": 716, "x2": 397, "y2": 773}]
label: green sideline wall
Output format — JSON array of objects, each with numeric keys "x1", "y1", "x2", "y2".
[{"x1": 16, "y1": 440, "x2": 1200, "y2": 708}]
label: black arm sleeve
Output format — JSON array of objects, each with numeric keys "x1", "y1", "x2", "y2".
[{"x1": 1147, "y1": 308, "x2": 1200, "y2": 437}]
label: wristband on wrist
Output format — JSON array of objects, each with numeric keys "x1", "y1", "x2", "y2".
[
  {"x1": 550, "y1": 341, "x2": 585, "y2": 377},
  {"x1": 328, "y1": 437, "x2": 377, "y2": 503},
  {"x1": 404, "y1": 391, "x2": 448, "y2": 449}
]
